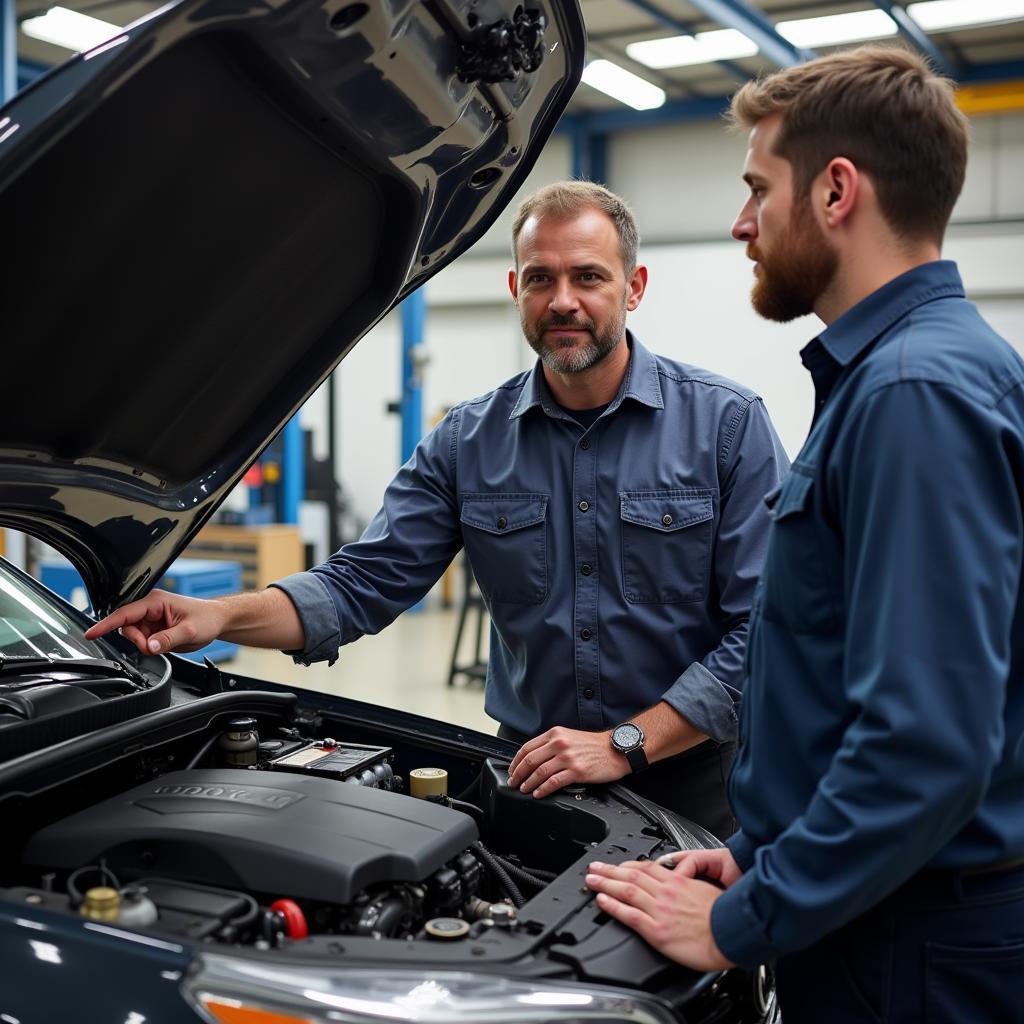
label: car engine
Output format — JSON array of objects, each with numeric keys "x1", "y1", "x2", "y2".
[{"x1": 7, "y1": 715, "x2": 583, "y2": 950}]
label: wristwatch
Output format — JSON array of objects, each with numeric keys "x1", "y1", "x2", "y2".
[{"x1": 610, "y1": 721, "x2": 648, "y2": 773}]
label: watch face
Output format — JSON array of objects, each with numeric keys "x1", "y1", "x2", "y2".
[{"x1": 612, "y1": 723, "x2": 641, "y2": 750}]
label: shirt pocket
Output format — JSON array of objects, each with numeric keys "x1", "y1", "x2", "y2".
[
  {"x1": 761, "y1": 466, "x2": 839, "y2": 633},
  {"x1": 460, "y1": 494, "x2": 549, "y2": 605},
  {"x1": 619, "y1": 489, "x2": 714, "y2": 604}
]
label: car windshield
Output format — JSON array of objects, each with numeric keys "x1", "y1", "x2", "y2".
[{"x1": 0, "y1": 562, "x2": 112, "y2": 662}]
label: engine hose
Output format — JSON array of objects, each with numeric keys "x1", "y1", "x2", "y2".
[
  {"x1": 448, "y1": 797, "x2": 485, "y2": 829},
  {"x1": 142, "y1": 876, "x2": 259, "y2": 929},
  {"x1": 522, "y1": 866, "x2": 557, "y2": 882},
  {"x1": 490, "y1": 854, "x2": 549, "y2": 891},
  {"x1": 472, "y1": 842, "x2": 525, "y2": 908},
  {"x1": 66, "y1": 862, "x2": 122, "y2": 909}
]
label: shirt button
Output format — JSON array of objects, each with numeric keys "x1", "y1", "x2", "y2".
[
  {"x1": 583, "y1": 688, "x2": 594, "y2": 699},
  {"x1": 662, "y1": 514, "x2": 673, "y2": 526},
  {"x1": 580, "y1": 439, "x2": 590, "y2": 450},
  {"x1": 497, "y1": 516, "x2": 507, "y2": 529},
  {"x1": 580, "y1": 627, "x2": 592, "y2": 640},
  {"x1": 581, "y1": 563, "x2": 593, "y2": 576},
  {"x1": 578, "y1": 500, "x2": 590, "y2": 512}
]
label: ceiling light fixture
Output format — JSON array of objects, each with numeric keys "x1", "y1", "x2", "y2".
[
  {"x1": 20, "y1": 6, "x2": 122, "y2": 53},
  {"x1": 626, "y1": 28, "x2": 758, "y2": 69},
  {"x1": 907, "y1": 0, "x2": 1024, "y2": 31},
  {"x1": 776, "y1": 9, "x2": 898, "y2": 47},
  {"x1": 581, "y1": 60, "x2": 666, "y2": 110}
]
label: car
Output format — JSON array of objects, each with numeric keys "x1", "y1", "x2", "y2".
[{"x1": 0, "y1": 2, "x2": 777, "y2": 1021}]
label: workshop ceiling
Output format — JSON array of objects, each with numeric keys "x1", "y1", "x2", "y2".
[{"x1": 14, "y1": 0, "x2": 1024, "y2": 116}]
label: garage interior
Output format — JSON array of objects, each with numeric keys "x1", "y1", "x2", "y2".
[{"x1": 2, "y1": 0, "x2": 1022, "y2": 738}]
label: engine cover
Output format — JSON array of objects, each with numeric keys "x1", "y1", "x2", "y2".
[{"x1": 24, "y1": 769, "x2": 478, "y2": 902}]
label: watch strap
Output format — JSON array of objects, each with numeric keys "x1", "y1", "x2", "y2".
[{"x1": 624, "y1": 744, "x2": 649, "y2": 773}]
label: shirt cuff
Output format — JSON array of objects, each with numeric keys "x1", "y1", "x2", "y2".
[
  {"x1": 710, "y1": 873, "x2": 775, "y2": 968},
  {"x1": 726, "y1": 829, "x2": 757, "y2": 873},
  {"x1": 270, "y1": 572, "x2": 342, "y2": 665},
  {"x1": 662, "y1": 662, "x2": 739, "y2": 743}
]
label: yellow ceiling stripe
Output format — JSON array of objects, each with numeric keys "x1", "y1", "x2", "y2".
[{"x1": 956, "y1": 80, "x2": 1024, "y2": 117}]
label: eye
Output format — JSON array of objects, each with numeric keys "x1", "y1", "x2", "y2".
[
  {"x1": 578, "y1": 272, "x2": 599, "y2": 282},
  {"x1": 525, "y1": 273, "x2": 549, "y2": 285}
]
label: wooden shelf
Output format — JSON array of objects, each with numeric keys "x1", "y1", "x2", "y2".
[{"x1": 185, "y1": 523, "x2": 304, "y2": 592}]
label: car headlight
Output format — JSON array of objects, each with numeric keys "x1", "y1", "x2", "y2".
[{"x1": 182, "y1": 952, "x2": 677, "y2": 1024}]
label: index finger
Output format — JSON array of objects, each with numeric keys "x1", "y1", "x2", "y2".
[{"x1": 83, "y1": 600, "x2": 155, "y2": 640}]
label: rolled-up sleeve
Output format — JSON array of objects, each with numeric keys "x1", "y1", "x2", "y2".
[
  {"x1": 662, "y1": 397, "x2": 789, "y2": 740},
  {"x1": 271, "y1": 409, "x2": 463, "y2": 664},
  {"x1": 271, "y1": 572, "x2": 342, "y2": 665}
]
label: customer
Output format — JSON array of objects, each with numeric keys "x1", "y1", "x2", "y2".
[{"x1": 585, "y1": 45, "x2": 1024, "y2": 1022}]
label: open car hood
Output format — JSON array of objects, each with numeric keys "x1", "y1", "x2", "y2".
[{"x1": 0, "y1": 0, "x2": 584, "y2": 613}]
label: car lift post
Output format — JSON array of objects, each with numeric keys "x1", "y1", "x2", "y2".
[{"x1": 1, "y1": 0, "x2": 15, "y2": 104}]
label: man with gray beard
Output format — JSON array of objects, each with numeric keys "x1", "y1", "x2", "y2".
[{"x1": 88, "y1": 181, "x2": 787, "y2": 836}]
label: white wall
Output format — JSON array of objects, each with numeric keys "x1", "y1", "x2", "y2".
[{"x1": 330, "y1": 111, "x2": 1024, "y2": 527}]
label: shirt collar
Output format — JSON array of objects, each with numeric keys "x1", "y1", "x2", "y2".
[
  {"x1": 814, "y1": 260, "x2": 965, "y2": 367},
  {"x1": 510, "y1": 332, "x2": 664, "y2": 421}
]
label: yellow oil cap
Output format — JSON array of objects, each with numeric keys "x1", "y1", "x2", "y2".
[
  {"x1": 409, "y1": 767, "x2": 448, "y2": 799},
  {"x1": 80, "y1": 886, "x2": 120, "y2": 921}
]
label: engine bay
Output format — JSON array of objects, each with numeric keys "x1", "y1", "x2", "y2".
[{"x1": 0, "y1": 679, "x2": 770, "y2": 1018}]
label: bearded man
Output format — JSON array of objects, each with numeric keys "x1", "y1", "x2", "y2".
[
  {"x1": 88, "y1": 181, "x2": 788, "y2": 837},
  {"x1": 585, "y1": 47, "x2": 1024, "y2": 1022}
]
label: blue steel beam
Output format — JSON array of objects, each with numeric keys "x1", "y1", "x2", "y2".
[
  {"x1": 400, "y1": 289, "x2": 426, "y2": 465},
  {"x1": 872, "y1": 0, "x2": 954, "y2": 76},
  {"x1": 567, "y1": 115, "x2": 610, "y2": 183},
  {"x1": 280, "y1": 414, "x2": 304, "y2": 525},
  {"x1": 561, "y1": 94, "x2": 731, "y2": 136},
  {"x1": 681, "y1": 0, "x2": 813, "y2": 67},
  {"x1": 959, "y1": 59, "x2": 1024, "y2": 84},
  {"x1": 2, "y1": 0, "x2": 15, "y2": 103}
]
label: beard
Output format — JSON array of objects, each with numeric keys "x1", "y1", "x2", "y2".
[
  {"x1": 522, "y1": 303, "x2": 626, "y2": 375},
  {"x1": 749, "y1": 200, "x2": 839, "y2": 323}
]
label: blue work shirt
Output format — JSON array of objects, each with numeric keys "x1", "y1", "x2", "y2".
[
  {"x1": 713, "y1": 261, "x2": 1024, "y2": 967},
  {"x1": 274, "y1": 335, "x2": 787, "y2": 741}
]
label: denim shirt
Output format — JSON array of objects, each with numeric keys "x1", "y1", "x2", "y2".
[
  {"x1": 712, "y1": 262, "x2": 1024, "y2": 967},
  {"x1": 273, "y1": 335, "x2": 788, "y2": 741}
]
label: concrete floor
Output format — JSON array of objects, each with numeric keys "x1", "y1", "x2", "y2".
[{"x1": 225, "y1": 604, "x2": 497, "y2": 735}]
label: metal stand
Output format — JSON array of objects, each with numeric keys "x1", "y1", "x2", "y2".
[{"x1": 447, "y1": 558, "x2": 488, "y2": 687}]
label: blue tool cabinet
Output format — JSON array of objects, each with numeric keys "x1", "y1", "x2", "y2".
[{"x1": 38, "y1": 557, "x2": 241, "y2": 663}]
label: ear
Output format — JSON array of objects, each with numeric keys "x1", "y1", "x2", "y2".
[
  {"x1": 818, "y1": 157, "x2": 859, "y2": 228},
  {"x1": 625, "y1": 264, "x2": 648, "y2": 311},
  {"x1": 508, "y1": 267, "x2": 519, "y2": 302}
]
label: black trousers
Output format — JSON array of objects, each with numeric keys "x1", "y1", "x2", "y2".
[
  {"x1": 497, "y1": 724, "x2": 736, "y2": 840},
  {"x1": 775, "y1": 861, "x2": 1024, "y2": 1023}
]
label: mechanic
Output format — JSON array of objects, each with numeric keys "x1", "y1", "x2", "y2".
[
  {"x1": 584, "y1": 46, "x2": 1024, "y2": 1021},
  {"x1": 87, "y1": 181, "x2": 788, "y2": 839}
]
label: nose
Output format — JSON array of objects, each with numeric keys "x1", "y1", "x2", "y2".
[
  {"x1": 731, "y1": 197, "x2": 757, "y2": 244},
  {"x1": 549, "y1": 277, "x2": 580, "y2": 316}
]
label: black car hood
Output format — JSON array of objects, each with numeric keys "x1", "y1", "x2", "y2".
[{"x1": 0, "y1": 0, "x2": 583, "y2": 613}]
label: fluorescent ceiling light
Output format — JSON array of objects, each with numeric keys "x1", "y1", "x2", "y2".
[
  {"x1": 907, "y1": 0, "x2": 1024, "y2": 31},
  {"x1": 777, "y1": 9, "x2": 898, "y2": 47},
  {"x1": 627, "y1": 28, "x2": 758, "y2": 69},
  {"x1": 21, "y1": 6, "x2": 122, "y2": 53},
  {"x1": 581, "y1": 60, "x2": 666, "y2": 110}
]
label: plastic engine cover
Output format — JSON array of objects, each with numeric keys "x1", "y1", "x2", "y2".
[{"x1": 24, "y1": 769, "x2": 478, "y2": 902}]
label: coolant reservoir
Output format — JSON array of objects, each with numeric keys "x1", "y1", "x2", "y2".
[
  {"x1": 409, "y1": 767, "x2": 448, "y2": 798},
  {"x1": 118, "y1": 887, "x2": 159, "y2": 927}
]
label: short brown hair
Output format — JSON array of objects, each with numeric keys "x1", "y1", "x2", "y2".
[
  {"x1": 511, "y1": 181, "x2": 641, "y2": 272},
  {"x1": 728, "y1": 45, "x2": 968, "y2": 244}
]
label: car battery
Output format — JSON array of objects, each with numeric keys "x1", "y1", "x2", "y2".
[{"x1": 268, "y1": 738, "x2": 396, "y2": 790}]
